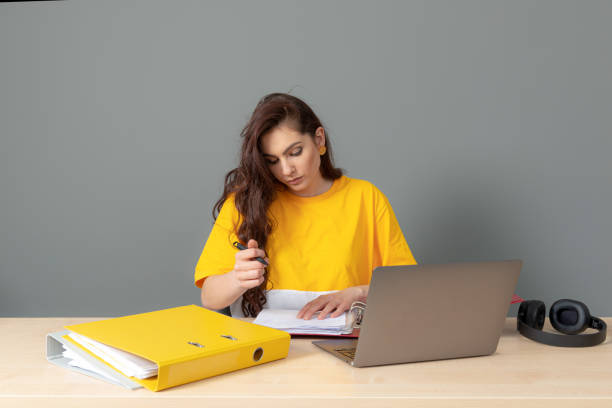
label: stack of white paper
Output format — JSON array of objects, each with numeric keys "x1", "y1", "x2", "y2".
[
  {"x1": 61, "y1": 347, "x2": 121, "y2": 383},
  {"x1": 253, "y1": 309, "x2": 352, "y2": 335},
  {"x1": 66, "y1": 332, "x2": 158, "y2": 379}
]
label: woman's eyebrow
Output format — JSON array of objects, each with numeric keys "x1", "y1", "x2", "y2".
[{"x1": 262, "y1": 141, "x2": 302, "y2": 158}]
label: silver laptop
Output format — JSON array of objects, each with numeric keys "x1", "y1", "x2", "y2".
[{"x1": 313, "y1": 260, "x2": 521, "y2": 367}]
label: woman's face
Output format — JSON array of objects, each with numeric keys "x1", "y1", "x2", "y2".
[{"x1": 260, "y1": 123, "x2": 327, "y2": 197}]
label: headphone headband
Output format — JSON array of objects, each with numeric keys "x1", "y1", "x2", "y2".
[{"x1": 517, "y1": 316, "x2": 607, "y2": 347}]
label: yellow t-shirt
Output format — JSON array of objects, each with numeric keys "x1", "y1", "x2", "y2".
[{"x1": 194, "y1": 175, "x2": 416, "y2": 314}]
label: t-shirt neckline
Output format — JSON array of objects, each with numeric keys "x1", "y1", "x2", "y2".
[{"x1": 280, "y1": 175, "x2": 347, "y2": 202}]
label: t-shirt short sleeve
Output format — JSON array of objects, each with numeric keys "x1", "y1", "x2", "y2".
[
  {"x1": 372, "y1": 186, "x2": 417, "y2": 267},
  {"x1": 194, "y1": 195, "x2": 241, "y2": 288}
]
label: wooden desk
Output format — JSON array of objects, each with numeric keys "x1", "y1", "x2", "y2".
[{"x1": 0, "y1": 317, "x2": 610, "y2": 407}]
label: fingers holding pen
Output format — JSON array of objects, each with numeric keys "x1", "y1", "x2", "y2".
[
  {"x1": 232, "y1": 239, "x2": 269, "y2": 290},
  {"x1": 234, "y1": 240, "x2": 268, "y2": 264},
  {"x1": 247, "y1": 239, "x2": 268, "y2": 262}
]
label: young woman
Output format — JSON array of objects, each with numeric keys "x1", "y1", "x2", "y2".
[{"x1": 194, "y1": 93, "x2": 416, "y2": 319}]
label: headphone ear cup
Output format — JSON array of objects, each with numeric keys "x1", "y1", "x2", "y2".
[
  {"x1": 549, "y1": 299, "x2": 591, "y2": 335},
  {"x1": 520, "y1": 300, "x2": 546, "y2": 329}
]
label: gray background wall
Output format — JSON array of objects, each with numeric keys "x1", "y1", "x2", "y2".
[{"x1": 1, "y1": 0, "x2": 610, "y2": 317}]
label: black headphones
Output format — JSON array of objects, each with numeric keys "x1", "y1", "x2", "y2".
[{"x1": 517, "y1": 299, "x2": 607, "y2": 347}]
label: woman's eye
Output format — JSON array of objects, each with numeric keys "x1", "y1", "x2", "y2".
[{"x1": 265, "y1": 147, "x2": 301, "y2": 164}]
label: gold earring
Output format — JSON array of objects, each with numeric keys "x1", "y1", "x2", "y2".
[{"x1": 319, "y1": 146, "x2": 327, "y2": 155}]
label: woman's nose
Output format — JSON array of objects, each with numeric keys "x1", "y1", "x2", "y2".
[{"x1": 280, "y1": 160, "x2": 294, "y2": 176}]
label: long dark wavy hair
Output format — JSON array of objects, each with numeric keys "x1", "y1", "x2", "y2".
[{"x1": 213, "y1": 93, "x2": 343, "y2": 316}]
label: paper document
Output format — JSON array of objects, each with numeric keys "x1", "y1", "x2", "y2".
[
  {"x1": 253, "y1": 309, "x2": 352, "y2": 335},
  {"x1": 67, "y1": 332, "x2": 158, "y2": 379},
  {"x1": 61, "y1": 347, "x2": 121, "y2": 383}
]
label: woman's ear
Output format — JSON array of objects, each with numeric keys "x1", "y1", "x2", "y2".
[{"x1": 314, "y1": 126, "x2": 326, "y2": 148}]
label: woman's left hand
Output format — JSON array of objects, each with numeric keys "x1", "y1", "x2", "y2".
[{"x1": 296, "y1": 285, "x2": 368, "y2": 320}]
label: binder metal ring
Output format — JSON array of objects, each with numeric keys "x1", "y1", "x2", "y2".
[{"x1": 346, "y1": 301, "x2": 366, "y2": 330}]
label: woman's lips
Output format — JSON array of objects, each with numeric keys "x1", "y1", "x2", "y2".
[{"x1": 287, "y1": 176, "x2": 303, "y2": 185}]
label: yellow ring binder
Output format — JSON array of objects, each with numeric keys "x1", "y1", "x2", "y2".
[{"x1": 49, "y1": 305, "x2": 290, "y2": 391}]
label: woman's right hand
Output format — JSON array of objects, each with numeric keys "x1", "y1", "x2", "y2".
[{"x1": 230, "y1": 239, "x2": 268, "y2": 290}]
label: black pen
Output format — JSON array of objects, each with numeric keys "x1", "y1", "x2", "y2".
[{"x1": 233, "y1": 241, "x2": 269, "y2": 266}]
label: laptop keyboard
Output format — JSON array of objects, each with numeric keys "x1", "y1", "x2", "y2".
[{"x1": 335, "y1": 347, "x2": 356, "y2": 360}]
